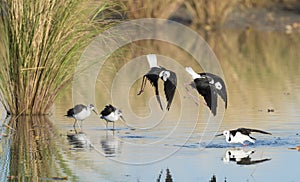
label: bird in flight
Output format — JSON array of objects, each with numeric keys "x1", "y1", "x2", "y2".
[
  {"x1": 137, "y1": 54, "x2": 177, "y2": 111},
  {"x1": 185, "y1": 67, "x2": 227, "y2": 115}
]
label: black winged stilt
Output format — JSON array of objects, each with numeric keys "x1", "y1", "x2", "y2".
[
  {"x1": 137, "y1": 54, "x2": 177, "y2": 111},
  {"x1": 215, "y1": 128, "x2": 272, "y2": 145},
  {"x1": 100, "y1": 104, "x2": 125, "y2": 130},
  {"x1": 185, "y1": 67, "x2": 227, "y2": 116},
  {"x1": 65, "y1": 104, "x2": 97, "y2": 130}
]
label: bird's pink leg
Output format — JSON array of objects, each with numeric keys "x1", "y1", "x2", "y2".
[
  {"x1": 183, "y1": 82, "x2": 200, "y2": 106},
  {"x1": 183, "y1": 83, "x2": 209, "y2": 107},
  {"x1": 137, "y1": 76, "x2": 147, "y2": 95},
  {"x1": 73, "y1": 119, "x2": 78, "y2": 133}
]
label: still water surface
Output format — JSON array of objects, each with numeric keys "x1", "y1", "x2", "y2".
[{"x1": 1, "y1": 30, "x2": 300, "y2": 181}]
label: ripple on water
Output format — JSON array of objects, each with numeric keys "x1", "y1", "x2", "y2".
[{"x1": 202, "y1": 136, "x2": 300, "y2": 148}]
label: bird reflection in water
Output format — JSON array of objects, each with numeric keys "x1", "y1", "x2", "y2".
[
  {"x1": 156, "y1": 168, "x2": 173, "y2": 182},
  {"x1": 100, "y1": 130, "x2": 121, "y2": 157},
  {"x1": 67, "y1": 131, "x2": 92, "y2": 150},
  {"x1": 223, "y1": 148, "x2": 271, "y2": 165}
]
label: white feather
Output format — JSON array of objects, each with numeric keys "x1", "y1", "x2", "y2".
[
  {"x1": 146, "y1": 54, "x2": 158, "y2": 68},
  {"x1": 185, "y1": 67, "x2": 200, "y2": 79},
  {"x1": 74, "y1": 108, "x2": 91, "y2": 121}
]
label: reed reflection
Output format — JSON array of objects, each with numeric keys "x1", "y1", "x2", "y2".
[{"x1": 8, "y1": 116, "x2": 68, "y2": 180}]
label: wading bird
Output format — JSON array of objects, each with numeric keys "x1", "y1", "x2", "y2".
[
  {"x1": 137, "y1": 54, "x2": 177, "y2": 111},
  {"x1": 65, "y1": 104, "x2": 97, "y2": 130},
  {"x1": 215, "y1": 128, "x2": 272, "y2": 145},
  {"x1": 185, "y1": 67, "x2": 227, "y2": 116},
  {"x1": 100, "y1": 104, "x2": 125, "y2": 130}
]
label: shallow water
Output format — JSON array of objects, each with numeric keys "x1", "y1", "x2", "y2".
[{"x1": 1, "y1": 29, "x2": 300, "y2": 181}]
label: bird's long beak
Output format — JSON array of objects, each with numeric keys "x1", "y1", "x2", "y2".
[
  {"x1": 120, "y1": 115, "x2": 126, "y2": 122},
  {"x1": 92, "y1": 109, "x2": 98, "y2": 115},
  {"x1": 215, "y1": 133, "x2": 223, "y2": 137}
]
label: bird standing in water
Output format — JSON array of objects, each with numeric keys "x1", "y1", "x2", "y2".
[
  {"x1": 100, "y1": 104, "x2": 125, "y2": 130},
  {"x1": 137, "y1": 54, "x2": 177, "y2": 111},
  {"x1": 185, "y1": 67, "x2": 227, "y2": 116},
  {"x1": 65, "y1": 104, "x2": 97, "y2": 130}
]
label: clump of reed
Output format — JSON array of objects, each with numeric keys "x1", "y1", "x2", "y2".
[
  {"x1": 0, "y1": 1, "x2": 117, "y2": 115},
  {"x1": 124, "y1": 0, "x2": 185, "y2": 19},
  {"x1": 184, "y1": 0, "x2": 239, "y2": 29}
]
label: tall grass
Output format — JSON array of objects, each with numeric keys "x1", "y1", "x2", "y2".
[{"x1": 0, "y1": 1, "x2": 116, "y2": 115}]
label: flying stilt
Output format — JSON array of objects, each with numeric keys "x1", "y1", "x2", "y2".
[
  {"x1": 100, "y1": 104, "x2": 125, "y2": 130},
  {"x1": 215, "y1": 128, "x2": 272, "y2": 145},
  {"x1": 185, "y1": 67, "x2": 227, "y2": 115},
  {"x1": 137, "y1": 54, "x2": 177, "y2": 111},
  {"x1": 65, "y1": 104, "x2": 97, "y2": 130}
]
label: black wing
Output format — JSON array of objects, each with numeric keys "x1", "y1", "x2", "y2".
[
  {"x1": 66, "y1": 104, "x2": 86, "y2": 117},
  {"x1": 203, "y1": 91, "x2": 218, "y2": 116},
  {"x1": 194, "y1": 78, "x2": 218, "y2": 116},
  {"x1": 100, "y1": 104, "x2": 116, "y2": 116},
  {"x1": 238, "y1": 128, "x2": 272, "y2": 135},
  {"x1": 200, "y1": 73, "x2": 228, "y2": 108},
  {"x1": 164, "y1": 71, "x2": 177, "y2": 110},
  {"x1": 145, "y1": 67, "x2": 164, "y2": 110}
]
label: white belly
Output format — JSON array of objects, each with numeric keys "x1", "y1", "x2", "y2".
[
  {"x1": 74, "y1": 109, "x2": 91, "y2": 121},
  {"x1": 229, "y1": 133, "x2": 254, "y2": 144},
  {"x1": 103, "y1": 112, "x2": 119, "y2": 122}
]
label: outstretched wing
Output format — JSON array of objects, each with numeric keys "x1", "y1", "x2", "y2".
[
  {"x1": 237, "y1": 128, "x2": 272, "y2": 135},
  {"x1": 145, "y1": 67, "x2": 164, "y2": 110},
  {"x1": 194, "y1": 78, "x2": 218, "y2": 116},
  {"x1": 200, "y1": 73, "x2": 227, "y2": 108},
  {"x1": 164, "y1": 71, "x2": 177, "y2": 110},
  {"x1": 202, "y1": 90, "x2": 218, "y2": 116}
]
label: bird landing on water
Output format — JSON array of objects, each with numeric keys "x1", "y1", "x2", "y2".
[{"x1": 215, "y1": 128, "x2": 272, "y2": 146}]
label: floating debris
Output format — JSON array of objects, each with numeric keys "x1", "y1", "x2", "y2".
[
  {"x1": 7, "y1": 176, "x2": 18, "y2": 180},
  {"x1": 289, "y1": 146, "x2": 300, "y2": 151}
]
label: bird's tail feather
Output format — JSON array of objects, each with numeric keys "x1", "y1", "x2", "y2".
[
  {"x1": 146, "y1": 54, "x2": 158, "y2": 68},
  {"x1": 185, "y1": 67, "x2": 200, "y2": 79}
]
